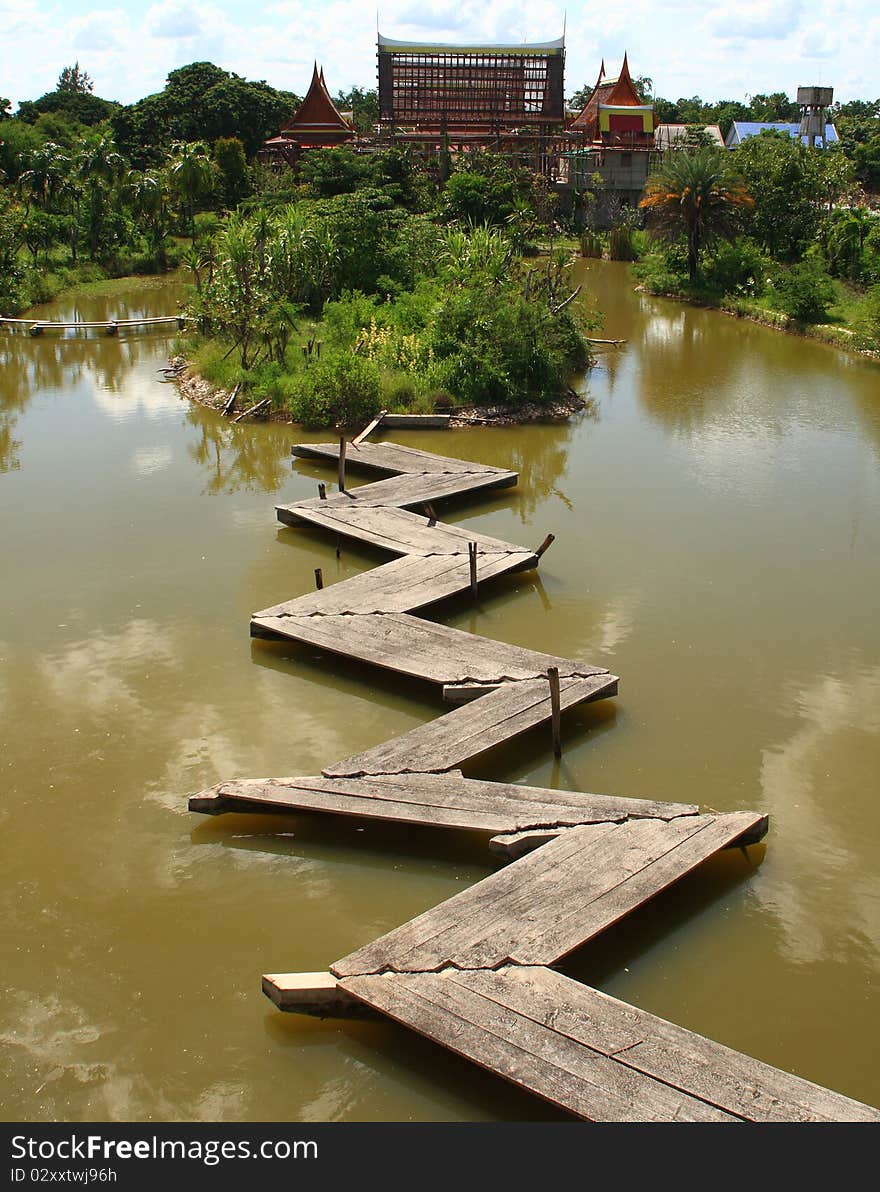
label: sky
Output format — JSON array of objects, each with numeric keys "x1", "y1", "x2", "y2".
[{"x1": 1, "y1": 0, "x2": 877, "y2": 109}]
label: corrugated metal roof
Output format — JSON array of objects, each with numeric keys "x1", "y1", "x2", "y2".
[{"x1": 727, "y1": 121, "x2": 839, "y2": 147}]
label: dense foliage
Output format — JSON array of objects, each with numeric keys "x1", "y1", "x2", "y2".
[
  {"x1": 111, "y1": 63, "x2": 299, "y2": 165},
  {"x1": 189, "y1": 199, "x2": 596, "y2": 422},
  {"x1": 633, "y1": 129, "x2": 880, "y2": 342}
]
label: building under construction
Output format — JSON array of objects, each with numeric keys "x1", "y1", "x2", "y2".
[
  {"x1": 261, "y1": 35, "x2": 656, "y2": 223},
  {"x1": 375, "y1": 32, "x2": 568, "y2": 175}
]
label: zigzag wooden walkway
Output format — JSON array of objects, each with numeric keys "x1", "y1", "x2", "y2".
[{"x1": 190, "y1": 430, "x2": 879, "y2": 1123}]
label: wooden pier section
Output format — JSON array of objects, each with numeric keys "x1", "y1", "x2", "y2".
[
  {"x1": 1, "y1": 314, "x2": 189, "y2": 336},
  {"x1": 190, "y1": 426, "x2": 880, "y2": 1123}
]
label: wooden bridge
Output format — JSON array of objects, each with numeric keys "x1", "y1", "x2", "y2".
[
  {"x1": 0, "y1": 314, "x2": 189, "y2": 336},
  {"x1": 190, "y1": 427, "x2": 879, "y2": 1123}
]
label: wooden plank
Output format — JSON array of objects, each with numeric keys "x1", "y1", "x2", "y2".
[
  {"x1": 330, "y1": 813, "x2": 761, "y2": 976},
  {"x1": 278, "y1": 469, "x2": 518, "y2": 517},
  {"x1": 452, "y1": 967, "x2": 880, "y2": 1123},
  {"x1": 275, "y1": 503, "x2": 526, "y2": 556},
  {"x1": 253, "y1": 552, "x2": 536, "y2": 618},
  {"x1": 261, "y1": 971, "x2": 369, "y2": 1017},
  {"x1": 338, "y1": 970, "x2": 736, "y2": 1122},
  {"x1": 188, "y1": 771, "x2": 700, "y2": 834},
  {"x1": 323, "y1": 672, "x2": 618, "y2": 777},
  {"x1": 352, "y1": 410, "x2": 388, "y2": 447},
  {"x1": 252, "y1": 610, "x2": 608, "y2": 688},
  {"x1": 293, "y1": 440, "x2": 506, "y2": 476},
  {"x1": 380, "y1": 414, "x2": 450, "y2": 429}
]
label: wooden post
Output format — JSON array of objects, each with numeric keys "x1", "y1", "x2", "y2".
[
  {"x1": 468, "y1": 542, "x2": 478, "y2": 600},
  {"x1": 318, "y1": 482, "x2": 326, "y2": 501},
  {"x1": 535, "y1": 533, "x2": 555, "y2": 559},
  {"x1": 222, "y1": 383, "x2": 240, "y2": 417},
  {"x1": 547, "y1": 666, "x2": 562, "y2": 758},
  {"x1": 314, "y1": 568, "x2": 324, "y2": 591},
  {"x1": 338, "y1": 436, "x2": 347, "y2": 493}
]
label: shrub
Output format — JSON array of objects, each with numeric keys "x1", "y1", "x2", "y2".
[
  {"x1": 702, "y1": 237, "x2": 767, "y2": 296},
  {"x1": 290, "y1": 354, "x2": 381, "y2": 428},
  {"x1": 608, "y1": 225, "x2": 638, "y2": 261},
  {"x1": 380, "y1": 372, "x2": 417, "y2": 409},
  {"x1": 580, "y1": 230, "x2": 603, "y2": 258},
  {"x1": 856, "y1": 284, "x2": 880, "y2": 347},
  {"x1": 769, "y1": 259, "x2": 836, "y2": 323}
]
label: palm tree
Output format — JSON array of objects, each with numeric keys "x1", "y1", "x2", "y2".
[
  {"x1": 18, "y1": 143, "x2": 70, "y2": 213},
  {"x1": 827, "y1": 207, "x2": 874, "y2": 281},
  {"x1": 640, "y1": 148, "x2": 753, "y2": 284},
  {"x1": 125, "y1": 169, "x2": 169, "y2": 264},
  {"x1": 74, "y1": 137, "x2": 126, "y2": 258},
  {"x1": 167, "y1": 141, "x2": 213, "y2": 244}
]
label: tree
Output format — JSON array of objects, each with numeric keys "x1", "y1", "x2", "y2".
[
  {"x1": 827, "y1": 207, "x2": 875, "y2": 280},
  {"x1": 640, "y1": 147, "x2": 753, "y2": 283},
  {"x1": 16, "y1": 90, "x2": 117, "y2": 128},
  {"x1": 74, "y1": 135, "x2": 127, "y2": 257},
  {"x1": 332, "y1": 86, "x2": 379, "y2": 135},
  {"x1": 125, "y1": 169, "x2": 170, "y2": 264},
  {"x1": 733, "y1": 131, "x2": 828, "y2": 259},
  {"x1": 298, "y1": 146, "x2": 372, "y2": 197},
  {"x1": 213, "y1": 136, "x2": 250, "y2": 207},
  {"x1": 853, "y1": 135, "x2": 880, "y2": 191},
  {"x1": 167, "y1": 140, "x2": 213, "y2": 242},
  {"x1": 57, "y1": 63, "x2": 94, "y2": 94},
  {"x1": 111, "y1": 63, "x2": 298, "y2": 165}
]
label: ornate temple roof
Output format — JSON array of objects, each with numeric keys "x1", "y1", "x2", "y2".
[{"x1": 280, "y1": 63, "x2": 354, "y2": 145}]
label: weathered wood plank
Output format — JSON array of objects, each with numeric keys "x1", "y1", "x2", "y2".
[
  {"x1": 252, "y1": 610, "x2": 608, "y2": 690},
  {"x1": 338, "y1": 970, "x2": 736, "y2": 1122},
  {"x1": 380, "y1": 414, "x2": 450, "y2": 429},
  {"x1": 293, "y1": 439, "x2": 506, "y2": 476},
  {"x1": 277, "y1": 469, "x2": 518, "y2": 518},
  {"x1": 330, "y1": 813, "x2": 761, "y2": 976},
  {"x1": 274, "y1": 503, "x2": 527, "y2": 556},
  {"x1": 454, "y1": 967, "x2": 880, "y2": 1123},
  {"x1": 352, "y1": 410, "x2": 388, "y2": 447},
  {"x1": 188, "y1": 771, "x2": 700, "y2": 834},
  {"x1": 323, "y1": 672, "x2": 618, "y2": 777},
  {"x1": 253, "y1": 551, "x2": 537, "y2": 618},
  {"x1": 262, "y1": 971, "x2": 370, "y2": 1018}
]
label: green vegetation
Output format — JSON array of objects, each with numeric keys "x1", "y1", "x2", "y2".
[
  {"x1": 186, "y1": 193, "x2": 596, "y2": 424},
  {"x1": 632, "y1": 129, "x2": 880, "y2": 350}
]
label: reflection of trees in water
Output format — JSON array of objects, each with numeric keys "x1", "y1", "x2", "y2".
[
  {"x1": 0, "y1": 417, "x2": 21, "y2": 472},
  {"x1": 185, "y1": 406, "x2": 290, "y2": 495},
  {"x1": 450, "y1": 416, "x2": 593, "y2": 523},
  {"x1": 633, "y1": 307, "x2": 746, "y2": 431},
  {"x1": 0, "y1": 326, "x2": 170, "y2": 401}
]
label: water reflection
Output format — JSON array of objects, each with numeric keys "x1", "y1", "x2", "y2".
[
  {"x1": 186, "y1": 408, "x2": 291, "y2": 495},
  {"x1": 759, "y1": 664, "x2": 880, "y2": 971}
]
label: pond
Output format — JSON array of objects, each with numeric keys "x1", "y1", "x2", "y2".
[{"x1": 2, "y1": 263, "x2": 878, "y2": 1120}]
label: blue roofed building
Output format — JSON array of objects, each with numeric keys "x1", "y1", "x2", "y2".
[{"x1": 725, "y1": 121, "x2": 839, "y2": 148}]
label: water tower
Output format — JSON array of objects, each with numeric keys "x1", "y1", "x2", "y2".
[{"x1": 798, "y1": 86, "x2": 833, "y2": 147}]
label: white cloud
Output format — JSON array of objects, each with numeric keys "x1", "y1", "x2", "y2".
[
  {"x1": 2, "y1": 1, "x2": 878, "y2": 109},
  {"x1": 146, "y1": 0, "x2": 210, "y2": 39},
  {"x1": 705, "y1": 0, "x2": 803, "y2": 41},
  {"x1": 70, "y1": 9, "x2": 131, "y2": 53}
]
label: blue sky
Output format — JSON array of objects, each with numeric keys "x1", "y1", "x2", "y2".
[{"x1": 2, "y1": 1, "x2": 876, "y2": 108}]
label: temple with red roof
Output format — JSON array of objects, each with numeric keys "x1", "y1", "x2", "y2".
[
  {"x1": 261, "y1": 64, "x2": 355, "y2": 166},
  {"x1": 561, "y1": 53, "x2": 656, "y2": 223}
]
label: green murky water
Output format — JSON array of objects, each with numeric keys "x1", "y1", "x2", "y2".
[{"x1": 2, "y1": 264, "x2": 878, "y2": 1120}]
